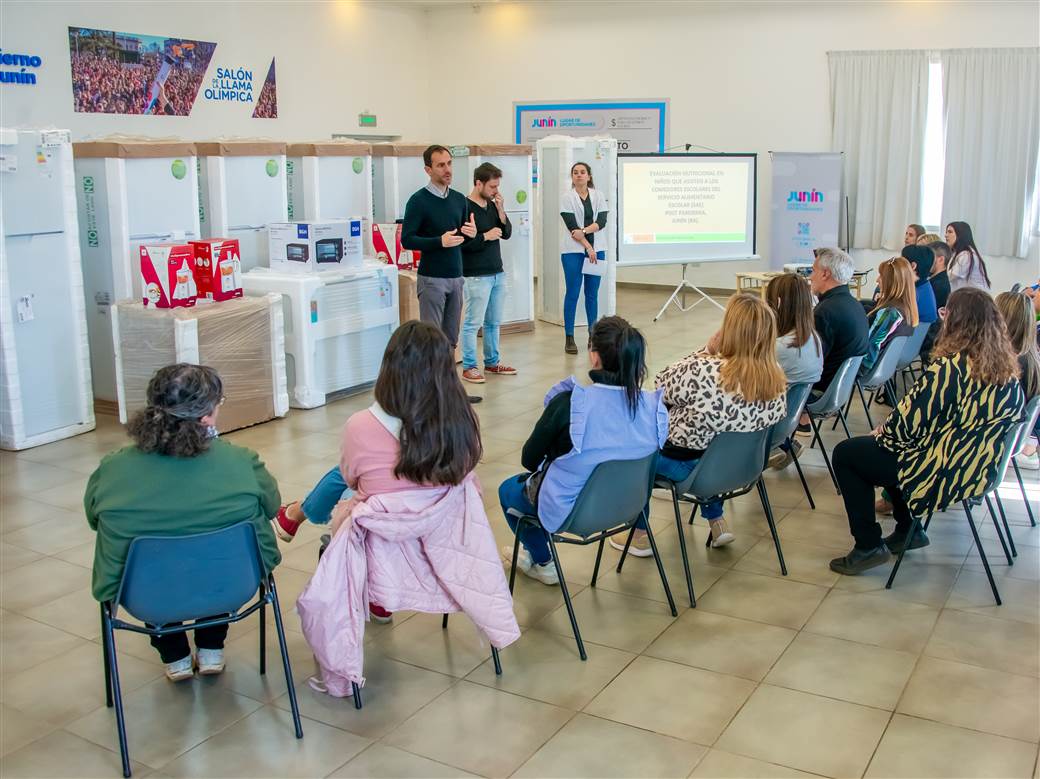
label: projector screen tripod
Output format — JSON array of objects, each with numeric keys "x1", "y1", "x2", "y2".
[{"x1": 653, "y1": 262, "x2": 725, "y2": 321}]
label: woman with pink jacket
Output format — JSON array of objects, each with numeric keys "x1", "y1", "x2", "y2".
[{"x1": 294, "y1": 321, "x2": 520, "y2": 695}]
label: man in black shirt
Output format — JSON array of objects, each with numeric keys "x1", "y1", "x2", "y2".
[
  {"x1": 401, "y1": 144, "x2": 477, "y2": 352},
  {"x1": 460, "y1": 162, "x2": 518, "y2": 384}
]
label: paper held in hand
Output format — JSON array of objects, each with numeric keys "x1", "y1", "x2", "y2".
[{"x1": 582, "y1": 255, "x2": 606, "y2": 276}]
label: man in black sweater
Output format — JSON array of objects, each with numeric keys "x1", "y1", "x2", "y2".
[
  {"x1": 401, "y1": 145, "x2": 477, "y2": 353},
  {"x1": 460, "y1": 162, "x2": 517, "y2": 384}
]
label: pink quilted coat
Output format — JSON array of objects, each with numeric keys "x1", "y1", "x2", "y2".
[{"x1": 296, "y1": 474, "x2": 521, "y2": 696}]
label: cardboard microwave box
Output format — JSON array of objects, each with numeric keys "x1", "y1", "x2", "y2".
[
  {"x1": 190, "y1": 238, "x2": 243, "y2": 302},
  {"x1": 268, "y1": 219, "x2": 363, "y2": 273},
  {"x1": 140, "y1": 243, "x2": 197, "y2": 308}
]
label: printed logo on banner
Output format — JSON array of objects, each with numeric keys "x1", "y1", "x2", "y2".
[{"x1": 786, "y1": 189, "x2": 825, "y2": 212}]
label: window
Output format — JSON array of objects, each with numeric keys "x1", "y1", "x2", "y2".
[{"x1": 920, "y1": 60, "x2": 945, "y2": 230}]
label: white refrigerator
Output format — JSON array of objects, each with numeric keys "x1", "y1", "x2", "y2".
[
  {"x1": 197, "y1": 141, "x2": 289, "y2": 273},
  {"x1": 452, "y1": 145, "x2": 535, "y2": 329},
  {"x1": 286, "y1": 141, "x2": 373, "y2": 227},
  {"x1": 536, "y1": 135, "x2": 618, "y2": 328},
  {"x1": 0, "y1": 128, "x2": 95, "y2": 449},
  {"x1": 74, "y1": 140, "x2": 201, "y2": 402},
  {"x1": 371, "y1": 144, "x2": 432, "y2": 224}
]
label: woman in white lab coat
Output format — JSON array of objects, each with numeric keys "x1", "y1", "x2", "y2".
[{"x1": 559, "y1": 162, "x2": 609, "y2": 354}]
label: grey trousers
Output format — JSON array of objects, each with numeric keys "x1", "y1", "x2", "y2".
[{"x1": 417, "y1": 275, "x2": 464, "y2": 348}]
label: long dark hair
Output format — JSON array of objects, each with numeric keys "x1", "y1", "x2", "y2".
[
  {"x1": 765, "y1": 273, "x2": 819, "y2": 354},
  {"x1": 947, "y1": 221, "x2": 991, "y2": 287},
  {"x1": 571, "y1": 161, "x2": 594, "y2": 189},
  {"x1": 374, "y1": 321, "x2": 481, "y2": 485},
  {"x1": 127, "y1": 363, "x2": 223, "y2": 457},
  {"x1": 933, "y1": 288, "x2": 1018, "y2": 386},
  {"x1": 589, "y1": 316, "x2": 646, "y2": 417}
]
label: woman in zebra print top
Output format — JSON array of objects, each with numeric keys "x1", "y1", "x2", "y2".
[{"x1": 828, "y1": 288, "x2": 1024, "y2": 575}]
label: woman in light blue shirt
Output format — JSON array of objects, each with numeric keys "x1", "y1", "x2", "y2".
[{"x1": 765, "y1": 274, "x2": 823, "y2": 386}]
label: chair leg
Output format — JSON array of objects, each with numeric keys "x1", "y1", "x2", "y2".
[
  {"x1": 268, "y1": 578, "x2": 304, "y2": 737},
  {"x1": 886, "y1": 511, "x2": 927, "y2": 589},
  {"x1": 508, "y1": 525, "x2": 522, "y2": 593},
  {"x1": 442, "y1": 614, "x2": 449, "y2": 629},
  {"x1": 837, "y1": 408, "x2": 852, "y2": 439},
  {"x1": 101, "y1": 608, "x2": 132, "y2": 778},
  {"x1": 1010, "y1": 459, "x2": 1037, "y2": 527},
  {"x1": 755, "y1": 479, "x2": 787, "y2": 575},
  {"x1": 351, "y1": 682, "x2": 363, "y2": 710},
  {"x1": 993, "y1": 491, "x2": 1018, "y2": 557},
  {"x1": 591, "y1": 538, "x2": 605, "y2": 587},
  {"x1": 101, "y1": 604, "x2": 113, "y2": 708},
  {"x1": 810, "y1": 416, "x2": 840, "y2": 493},
  {"x1": 963, "y1": 500, "x2": 1002, "y2": 605},
  {"x1": 615, "y1": 524, "x2": 637, "y2": 573},
  {"x1": 689, "y1": 501, "x2": 700, "y2": 527},
  {"x1": 546, "y1": 533, "x2": 587, "y2": 661},
  {"x1": 831, "y1": 394, "x2": 853, "y2": 431},
  {"x1": 984, "y1": 495, "x2": 1013, "y2": 564},
  {"x1": 643, "y1": 517, "x2": 677, "y2": 617},
  {"x1": 856, "y1": 381, "x2": 875, "y2": 430},
  {"x1": 670, "y1": 484, "x2": 696, "y2": 608},
  {"x1": 491, "y1": 646, "x2": 502, "y2": 676},
  {"x1": 259, "y1": 595, "x2": 267, "y2": 676},
  {"x1": 789, "y1": 437, "x2": 816, "y2": 510}
]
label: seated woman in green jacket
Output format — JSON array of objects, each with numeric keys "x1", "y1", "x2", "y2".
[
  {"x1": 829, "y1": 288, "x2": 1024, "y2": 575},
  {"x1": 85, "y1": 364, "x2": 282, "y2": 682}
]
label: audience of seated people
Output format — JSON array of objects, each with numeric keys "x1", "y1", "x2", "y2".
[{"x1": 84, "y1": 217, "x2": 1037, "y2": 697}]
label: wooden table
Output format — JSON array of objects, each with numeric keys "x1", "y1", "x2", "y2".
[{"x1": 735, "y1": 271, "x2": 784, "y2": 300}]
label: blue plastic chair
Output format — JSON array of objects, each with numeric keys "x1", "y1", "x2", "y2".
[
  {"x1": 100, "y1": 522, "x2": 302, "y2": 777},
  {"x1": 1009, "y1": 396, "x2": 1040, "y2": 527},
  {"x1": 893, "y1": 321, "x2": 932, "y2": 396},
  {"x1": 887, "y1": 419, "x2": 1024, "y2": 605},
  {"x1": 806, "y1": 355, "x2": 865, "y2": 492},
  {"x1": 647, "y1": 427, "x2": 786, "y2": 609},
  {"x1": 833, "y1": 335, "x2": 908, "y2": 431},
  {"x1": 508, "y1": 452, "x2": 676, "y2": 660},
  {"x1": 769, "y1": 382, "x2": 817, "y2": 510}
]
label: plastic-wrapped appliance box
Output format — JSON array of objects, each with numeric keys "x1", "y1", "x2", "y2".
[
  {"x1": 196, "y1": 140, "x2": 289, "y2": 274},
  {"x1": 371, "y1": 143, "x2": 432, "y2": 223},
  {"x1": 73, "y1": 138, "x2": 201, "y2": 402},
  {"x1": 110, "y1": 293, "x2": 289, "y2": 433},
  {"x1": 242, "y1": 262, "x2": 399, "y2": 409},
  {"x1": 0, "y1": 127, "x2": 95, "y2": 450}
]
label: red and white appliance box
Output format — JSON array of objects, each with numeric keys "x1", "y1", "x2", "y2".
[
  {"x1": 190, "y1": 238, "x2": 243, "y2": 302},
  {"x1": 140, "y1": 242, "x2": 197, "y2": 308}
]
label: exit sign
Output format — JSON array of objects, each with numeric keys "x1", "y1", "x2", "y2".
[{"x1": 358, "y1": 113, "x2": 377, "y2": 128}]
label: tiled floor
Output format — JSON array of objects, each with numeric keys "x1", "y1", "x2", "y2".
[{"x1": 2, "y1": 288, "x2": 1038, "y2": 779}]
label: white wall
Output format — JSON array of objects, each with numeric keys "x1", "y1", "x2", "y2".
[
  {"x1": 426, "y1": 0, "x2": 1040, "y2": 291},
  {"x1": 0, "y1": 0, "x2": 432, "y2": 141}
]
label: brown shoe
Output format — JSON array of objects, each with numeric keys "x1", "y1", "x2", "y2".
[
  {"x1": 485, "y1": 364, "x2": 517, "y2": 376},
  {"x1": 461, "y1": 368, "x2": 485, "y2": 384},
  {"x1": 565, "y1": 336, "x2": 578, "y2": 355}
]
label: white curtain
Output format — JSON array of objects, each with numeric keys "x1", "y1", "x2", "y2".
[
  {"x1": 941, "y1": 47, "x2": 1040, "y2": 259},
  {"x1": 829, "y1": 50, "x2": 929, "y2": 251}
]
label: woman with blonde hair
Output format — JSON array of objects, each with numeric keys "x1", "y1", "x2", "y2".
[
  {"x1": 997, "y1": 291, "x2": 1040, "y2": 469},
  {"x1": 656, "y1": 293, "x2": 787, "y2": 547},
  {"x1": 862, "y1": 257, "x2": 919, "y2": 374}
]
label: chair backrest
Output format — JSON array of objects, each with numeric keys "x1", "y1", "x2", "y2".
[
  {"x1": 769, "y1": 382, "x2": 813, "y2": 450},
  {"x1": 984, "y1": 420, "x2": 1029, "y2": 494},
  {"x1": 114, "y1": 521, "x2": 264, "y2": 625},
  {"x1": 807, "y1": 355, "x2": 865, "y2": 416},
  {"x1": 859, "y1": 335, "x2": 909, "y2": 390},
  {"x1": 558, "y1": 452, "x2": 658, "y2": 538},
  {"x1": 895, "y1": 321, "x2": 931, "y2": 372},
  {"x1": 1014, "y1": 395, "x2": 1040, "y2": 456},
  {"x1": 680, "y1": 427, "x2": 771, "y2": 500}
]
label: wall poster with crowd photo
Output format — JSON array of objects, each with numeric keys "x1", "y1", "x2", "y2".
[{"x1": 68, "y1": 26, "x2": 216, "y2": 115}]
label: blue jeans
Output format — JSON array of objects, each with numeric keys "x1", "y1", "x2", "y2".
[
  {"x1": 562, "y1": 251, "x2": 604, "y2": 336},
  {"x1": 500, "y1": 471, "x2": 649, "y2": 566},
  {"x1": 651, "y1": 455, "x2": 723, "y2": 520},
  {"x1": 301, "y1": 466, "x2": 354, "y2": 525},
  {"x1": 462, "y1": 272, "x2": 506, "y2": 370}
]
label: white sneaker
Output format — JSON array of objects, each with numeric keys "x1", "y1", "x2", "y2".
[
  {"x1": 708, "y1": 519, "x2": 735, "y2": 548},
  {"x1": 503, "y1": 546, "x2": 559, "y2": 586},
  {"x1": 164, "y1": 654, "x2": 194, "y2": 682},
  {"x1": 1014, "y1": 449, "x2": 1040, "y2": 471},
  {"x1": 196, "y1": 648, "x2": 225, "y2": 675}
]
